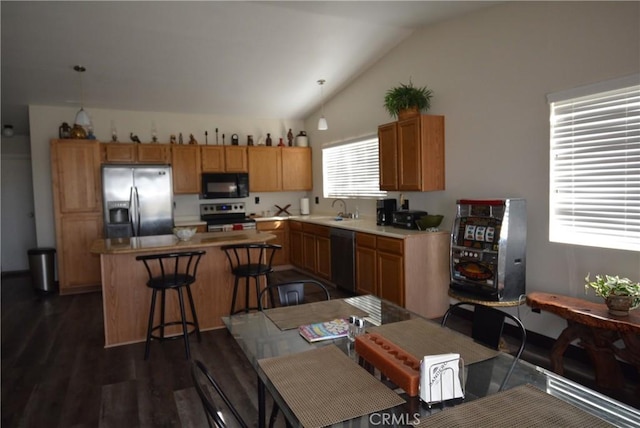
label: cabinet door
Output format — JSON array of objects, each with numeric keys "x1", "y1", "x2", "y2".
[
  {"x1": 418, "y1": 115, "x2": 446, "y2": 191},
  {"x1": 289, "y1": 226, "x2": 304, "y2": 268},
  {"x1": 59, "y1": 214, "x2": 102, "y2": 292},
  {"x1": 397, "y1": 117, "x2": 422, "y2": 191},
  {"x1": 51, "y1": 140, "x2": 101, "y2": 213},
  {"x1": 377, "y1": 251, "x2": 404, "y2": 306},
  {"x1": 102, "y1": 143, "x2": 137, "y2": 163},
  {"x1": 225, "y1": 146, "x2": 249, "y2": 172},
  {"x1": 137, "y1": 145, "x2": 169, "y2": 163},
  {"x1": 201, "y1": 146, "x2": 225, "y2": 172},
  {"x1": 257, "y1": 220, "x2": 289, "y2": 266},
  {"x1": 302, "y1": 233, "x2": 317, "y2": 272},
  {"x1": 248, "y1": 147, "x2": 282, "y2": 192},
  {"x1": 378, "y1": 122, "x2": 398, "y2": 190},
  {"x1": 282, "y1": 147, "x2": 312, "y2": 191},
  {"x1": 172, "y1": 145, "x2": 201, "y2": 194},
  {"x1": 356, "y1": 245, "x2": 377, "y2": 295},
  {"x1": 315, "y1": 236, "x2": 331, "y2": 279}
]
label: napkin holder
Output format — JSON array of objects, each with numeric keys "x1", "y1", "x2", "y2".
[{"x1": 420, "y1": 353, "x2": 465, "y2": 405}]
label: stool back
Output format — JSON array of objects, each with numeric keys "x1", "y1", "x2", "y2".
[
  {"x1": 136, "y1": 251, "x2": 205, "y2": 288},
  {"x1": 221, "y1": 244, "x2": 281, "y2": 278}
]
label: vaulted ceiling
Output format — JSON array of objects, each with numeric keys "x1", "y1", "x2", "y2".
[{"x1": 1, "y1": 1, "x2": 497, "y2": 135}]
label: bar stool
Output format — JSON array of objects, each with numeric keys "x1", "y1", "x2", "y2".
[
  {"x1": 136, "y1": 250, "x2": 205, "y2": 360},
  {"x1": 221, "y1": 243, "x2": 281, "y2": 315}
]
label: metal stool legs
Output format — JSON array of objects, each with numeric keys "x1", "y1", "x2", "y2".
[{"x1": 144, "y1": 284, "x2": 201, "y2": 360}]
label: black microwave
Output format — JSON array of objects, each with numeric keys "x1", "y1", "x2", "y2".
[{"x1": 201, "y1": 173, "x2": 249, "y2": 199}]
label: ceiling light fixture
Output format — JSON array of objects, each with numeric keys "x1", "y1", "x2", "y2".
[
  {"x1": 73, "y1": 65, "x2": 91, "y2": 127},
  {"x1": 317, "y1": 79, "x2": 328, "y2": 131}
]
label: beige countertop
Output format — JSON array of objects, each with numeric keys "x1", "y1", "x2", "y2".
[
  {"x1": 256, "y1": 214, "x2": 448, "y2": 239},
  {"x1": 90, "y1": 230, "x2": 276, "y2": 255},
  {"x1": 174, "y1": 214, "x2": 447, "y2": 239}
]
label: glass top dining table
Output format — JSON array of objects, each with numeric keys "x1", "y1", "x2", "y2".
[{"x1": 222, "y1": 295, "x2": 639, "y2": 427}]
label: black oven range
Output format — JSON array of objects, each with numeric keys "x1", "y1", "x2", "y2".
[{"x1": 199, "y1": 202, "x2": 256, "y2": 232}]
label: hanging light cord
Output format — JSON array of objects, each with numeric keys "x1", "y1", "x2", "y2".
[
  {"x1": 74, "y1": 65, "x2": 86, "y2": 109},
  {"x1": 318, "y1": 79, "x2": 326, "y2": 115}
]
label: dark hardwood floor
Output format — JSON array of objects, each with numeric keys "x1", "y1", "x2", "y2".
[{"x1": 2, "y1": 270, "x2": 637, "y2": 428}]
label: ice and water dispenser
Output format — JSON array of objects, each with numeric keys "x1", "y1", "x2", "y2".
[{"x1": 450, "y1": 198, "x2": 526, "y2": 301}]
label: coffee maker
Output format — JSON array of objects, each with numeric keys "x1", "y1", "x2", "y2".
[{"x1": 376, "y1": 199, "x2": 397, "y2": 225}]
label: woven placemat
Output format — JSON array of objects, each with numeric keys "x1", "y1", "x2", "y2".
[
  {"x1": 414, "y1": 384, "x2": 614, "y2": 427},
  {"x1": 264, "y1": 299, "x2": 368, "y2": 330},
  {"x1": 367, "y1": 318, "x2": 499, "y2": 364},
  {"x1": 258, "y1": 345, "x2": 405, "y2": 427}
]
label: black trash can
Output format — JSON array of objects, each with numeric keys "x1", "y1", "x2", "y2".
[{"x1": 27, "y1": 248, "x2": 57, "y2": 292}]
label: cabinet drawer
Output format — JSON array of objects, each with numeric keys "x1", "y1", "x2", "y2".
[
  {"x1": 289, "y1": 220, "x2": 303, "y2": 231},
  {"x1": 302, "y1": 223, "x2": 329, "y2": 237},
  {"x1": 377, "y1": 236, "x2": 404, "y2": 255},
  {"x1": 356, "y1": 232, "x2": 377, "y2": 249},
  {"x1": 257, "y1": 220, "x2": 287, "y2": 231}
]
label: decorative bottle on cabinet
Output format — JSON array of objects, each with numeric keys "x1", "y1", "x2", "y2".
[{"x1": 266, "y1": 133, "x2": 272, "y2": 146}]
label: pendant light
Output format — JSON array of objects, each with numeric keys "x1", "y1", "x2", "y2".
[
  {"x1": 73, "y1": 65, "x2": 91, "y2": 127},
  {"x1": 317, "y1": 79, "x2": 328, "y2": 131}
]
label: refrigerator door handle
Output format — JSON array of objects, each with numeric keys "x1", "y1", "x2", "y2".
[
  {"x1": 128, "y1": 186, "x2": 135, "y2": 236},
  {"x1": 134, "y1": 186, "x2": 141, "y2": 236}
]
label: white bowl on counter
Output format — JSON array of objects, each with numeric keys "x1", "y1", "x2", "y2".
[{"x1": 173, "y1": 227, "x2": 197, "y2": 241}]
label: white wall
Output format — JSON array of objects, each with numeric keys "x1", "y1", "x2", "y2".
[
  {"x1": 28, "y1": 105, "x2": 305, "y2": 247},
  {"x1": 303, "y1": 2, "x2": 640, "y2": 338}
]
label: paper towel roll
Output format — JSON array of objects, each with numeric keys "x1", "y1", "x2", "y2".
[{"x1": 300, "y1": 198, "x2": 310, "y2": 215}]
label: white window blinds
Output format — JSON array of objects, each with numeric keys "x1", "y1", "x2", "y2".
[
  {"x1": 548, "y1": 76, "x2": 640, "y2": 252},
  {"x1": 323, "y1": 136, "x2": 387, "y2": 198}
]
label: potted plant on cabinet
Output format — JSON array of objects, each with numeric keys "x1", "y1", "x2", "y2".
[
  {"x1": 383, "y1": 80, "x2": 433, "y2": 120},
  {"x1": 585, "y1": 273, "x2": 640, "y2": 316}
]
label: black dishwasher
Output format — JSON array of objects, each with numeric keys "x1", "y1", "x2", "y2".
[{"x1": 330, "y1": 227, "x2": 356, "y2": 292}]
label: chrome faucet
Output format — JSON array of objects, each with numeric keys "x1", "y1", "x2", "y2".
[{"x1": 331, "y1": 199, "x2": 348, "y2": 218}]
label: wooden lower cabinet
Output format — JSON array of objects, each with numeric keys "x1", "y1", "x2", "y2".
[
  {"x1": 355, "y1": 241, "x2": 377, "y2": 296},
  {"x1": 355, "y1": 231, "x2": 450, "y2": 317},
  {"x1": 288, "y1": 221, "x2": 330, "y2": 279},
  {"x1": 289, "y1": 221, "x2": 303, "y2": 267},
  {"x1": 355, "y1": 233, "x2": 404, "y2": 306},
  {"x1": 59, "y1": 214, "x2": 103, "y2": 293},
  {"x1": 256, "y1": 220, "x2": 289, "y2": 266}
]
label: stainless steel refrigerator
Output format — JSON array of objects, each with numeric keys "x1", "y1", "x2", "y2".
[{"x1": 102, "y1": 164, "x2": 174, "y2": 239}]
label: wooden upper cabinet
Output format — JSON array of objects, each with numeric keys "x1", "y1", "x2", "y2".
[
  {"x1": 102, "y1": 143, "x2": 136, "y2": 163},
  {"x1": 101, "y1": 143, "x2": 170, "y2": 164},
  {"x1": 248, "y1": 146, "x2": 282, "y2": 192},
  {"x1": 51, "y1": 140, "x2": 102, "y2": 213},
  {"x1": 225, "y1": 146, "x2": 248, "y2": 172},
  {"x1": 172, "y1": 145, "x2": 201, "y2": 194},
  {"x1": 137, "y1": 144, "x2": 170, "y2": 163},
  {"x1": 378, "y1": 115, "x2": 445, "y2": 192},
  {"x1": 378, "y1": 123, "x2": 398, "y2": 190},
  {"x1": 282, "y1": 147, "x2": 312, "y2": 191},
  {"x1": 201, "y1": 146, "x2": 225, "y2": 172},
  {"x1": 201, "y1": 146, "x2": 248, "y2": 172},
  {"x1": 248, "y1": 146, "x2": 311, "y2": 192}
]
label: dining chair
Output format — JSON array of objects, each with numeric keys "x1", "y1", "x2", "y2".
[
  {"x1": 191, "y1": 359, "x2": 249, "y2": 428},
  {"x1": 257, "y1": 279, "x2": 330, "y2": 428},
  {"x1": 257, "y1": 279, "x2": 331, "y2": 310},
  {"x1": 440, "y1": 301, "x2": 527, "y2": 391}
]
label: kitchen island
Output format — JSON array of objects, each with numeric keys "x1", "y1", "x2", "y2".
[{"x1": 90, "y1": 230, "x2": 276, "y2": 347}]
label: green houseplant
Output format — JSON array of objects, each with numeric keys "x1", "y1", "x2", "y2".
[
  {"x1": 383, "y1": 80, "x2": 433, "y2": 120},
  {"x1": 585, "y1": 274, "x2": 640, "y2": 316}
]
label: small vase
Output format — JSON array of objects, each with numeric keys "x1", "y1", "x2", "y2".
[{"x1": 605, "y1": 295, "x2": 633, "y2": 316}]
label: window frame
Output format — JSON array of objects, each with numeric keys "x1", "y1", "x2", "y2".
[
  {"x1": 547, "y1": 74, "x2": 640, "y2": 252},
  {"x1": 322, "y1": 135, "x2": 387, "y2": 199}
]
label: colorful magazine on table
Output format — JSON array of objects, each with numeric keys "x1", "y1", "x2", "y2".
[{"x1": 299, "y1": 318, "x2": 350, "y2": 343}]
